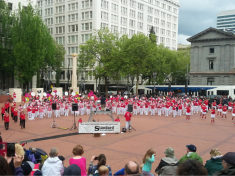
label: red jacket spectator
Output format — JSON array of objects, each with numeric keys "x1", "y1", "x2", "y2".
[{"x1": 4, "y1": 114, "x2": 9, "y2": 122}]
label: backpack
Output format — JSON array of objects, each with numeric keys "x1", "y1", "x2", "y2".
[{"x1": 122, "y1": 127, "x2": 126, "y2": 133}]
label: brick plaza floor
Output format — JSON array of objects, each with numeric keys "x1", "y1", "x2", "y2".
[{"x1": 1, "y1": 103, "x2": 235, "y2": 173}]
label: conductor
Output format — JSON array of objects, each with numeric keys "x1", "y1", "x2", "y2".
[{"x1": 124, "y1": 110, "x2": 132, "y2": 130}]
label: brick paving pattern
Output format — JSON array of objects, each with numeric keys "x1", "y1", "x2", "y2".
[{"x1": 1, "y1": 103, "x2": 235, "y2": 173}]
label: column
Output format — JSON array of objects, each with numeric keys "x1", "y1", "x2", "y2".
[{"x1": 71, "y1": 53, "x2": 78, "y2": 88}]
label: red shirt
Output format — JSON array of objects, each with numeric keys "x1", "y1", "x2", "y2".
[
  {"x1": 124, "y1": 112, "x2": 132, "y2": 121},
  {"x1": 212, "y1": 102, "x2": 217, "y2": 106},
  {"x1": 178, "y1": 105, "x2": 182, "y2": 110},
  {"x1": 13, "y1": 110, "x2": 18, "y2": 116},
  {"x1": 204, "y1": 100, "x2": 209, "y2": 105},
  {"x1": 4, "y1": 114, "x2": 9, "y2": 122},
  {"x1": 186, "y1": 107, "x2": 191, "y2": 113},
  {"x1": 202, "y1": 106, "x2": 207, "y2": 112},
  {"x1": 78, "y1": 119, "x2": 82, "y2": 123},
  {"x1": 233, "y1": 108, "x2": 235, "y2": 114},
  {"x1": 218, "y1": 104, "x2": 222, "y2": 109},
  {"x1": 1, "y1": 107, "x2": 5, "y2": 114},
  {"x1": 13, "y1": 93, "x2": 16, "y2": 98},
  {"x1": 20, "y1": 114, "x2": 25, "y2": 120},
  {"x1": 223, "y1": 106, "x2": 227, "y2": 112},
  {"x1": 211, "y1": 109, "x2": 215, "y2": 114},
  {"x1": 115, "y1": 119, "x2": 120, "y2": 122}
]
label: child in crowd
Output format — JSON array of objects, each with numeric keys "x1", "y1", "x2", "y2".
[{"x1": 142, "y1": 148, "x2": 156, "y2": 176}]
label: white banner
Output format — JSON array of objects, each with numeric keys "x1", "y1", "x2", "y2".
[{"x1": 79, "y1": 122, "x2": 120, "y2": 133}]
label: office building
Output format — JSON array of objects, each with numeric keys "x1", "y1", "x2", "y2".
[
  {"x1": 36, "y1": 0, "x2": 180, "y2": 92},
  {"x1": 217, "y1": 9, "x2": 235, "y2": 33}
]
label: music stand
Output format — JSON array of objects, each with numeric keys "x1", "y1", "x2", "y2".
[
  {"x1": 128, "y1": 125, "x2": 136, "y2": 132},
  {"x1": 50, "y1": 103, "x2": 60, "y2": 128},
  {"x1": 70, "y1": 104, "x2": 78, "y2": 130}
]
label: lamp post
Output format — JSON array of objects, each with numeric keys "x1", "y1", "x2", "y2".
[
  {"x1": 185, "y1": 63, "x2": 189, "y2": 94},
  {"x1": 153, "y1": 72, "x2": 157, "y2": 94},
  {"x1": 67, "y1": 63, "x2": 70, "y2": 91}
]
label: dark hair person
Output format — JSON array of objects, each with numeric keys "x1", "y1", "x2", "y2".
[
  {"x1": 177, "y1": 159, "x2": 207, "y2": 175},
  {"x1": 88, "y1": 154, "x2": 112, "y2": 176},
  {"x1": 0, "y1": 155, "x2": 12, "y2": 175}
]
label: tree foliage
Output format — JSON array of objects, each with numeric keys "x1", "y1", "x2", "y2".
[
  {"x1": 78, "y1": 28, "x2": 122, "y2": 97},
  {"x1": 11, "y1": 2, "x2": 56, "y2": 91},
  {"x1": 0, "y1": 0, "x2": 15, "y2": 90}
]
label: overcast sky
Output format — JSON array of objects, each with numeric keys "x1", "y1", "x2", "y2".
[{"x1": 178, "y1": 0, "x2": 235, "y2": 44}]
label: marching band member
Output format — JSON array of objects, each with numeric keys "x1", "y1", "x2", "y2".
[
  {"x1": 211, "y1": 107, "x2": 216, "y2": 123},
  {"x1": 221, "y1": 104, "x2": 227, "y2": 119}
]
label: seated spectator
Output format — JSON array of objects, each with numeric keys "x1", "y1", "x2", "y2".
[
  {"x1": 155, "y1": 147, "x2": 179, "y2": 176},
  {"x1": 31, "y1": 148, "x2": 42, "y2": 163},
  {"x1": 25, "y1": 147, "x2": 32, "y2": 157},
  {"x1": 98, "y1": 165, "x2": 109, "y2": 176},
  {"x1": 213, "y1": 152, "x2": 235, "y2": 175},
  {"x1": 114, "y1": 163, "x2": 143, "y2": 176},
  {"x1": 63, "y1": 164, "x2": 81, "y2": 176},
  {"x1": 124, "y1": 161, "x2": 140, "y2": 176},
  {"x1": 42, "y1": 148, "x2": 64, "y2": 176},
  {"x1": 88, "y1": 154, "x2": 112, "y2": 176},
  {"x1": 205, "y1": 148, "x2": 223, "y2": 176},
  {"x1": 177, "y1": 159, "x2": 207, "y2": 175},
  {"x1": 21, "y1": 161, "x2": 35, "y2": 176},
  {"x1": 0, "y1": 154, "x2": 12, "y2": 175},
  {"x1": 69, "y1": 145, "x2": 86, "y2": 176},
  {"x1": 179, "y1": 144, "x2": 203, "y2": 164}
]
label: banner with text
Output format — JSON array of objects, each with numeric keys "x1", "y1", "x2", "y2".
[{"x1": 79, "y1": 122, "x2": 120, "y2": 133}]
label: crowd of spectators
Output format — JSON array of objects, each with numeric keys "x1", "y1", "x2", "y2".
[{"x1": 0, "y1": 141, "x2": 235, "y2": 176}]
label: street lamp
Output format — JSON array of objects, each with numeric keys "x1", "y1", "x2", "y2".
[
  {"x1": 153, "y1": 72, "x2": 157, "y2": 94},
  {"x1": 131, "y1": 75, "x2": 134, "y2": 94},
  {"x1": 67, "y1": 63, "x2": 70, "y2": 91},
  {"x1": 127, "y1": 74, "x2": 130, "y2": 95}
]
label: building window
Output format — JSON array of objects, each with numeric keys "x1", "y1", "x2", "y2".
[
  {"x1": 8, "y1": 3, "x2": 13, "y2": 10},
  {"x1": 209, "y1": 60, "x2": 214, "y2": 69},
  {"x1": 217, "y1": 90, "x2": 229, "y2": 95},
  {"x1": 207, "y1": 78, "x2": 214, "y2": 85},
  {"x1": 210, "y1": 48, "x2": 214, "y2": 53}
]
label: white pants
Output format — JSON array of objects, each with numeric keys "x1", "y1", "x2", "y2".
[
  {"x1": 151, "y1": 109, "x2": 155, "y2": 115},
  {"x1": 133, "y1": 109, "x2": 138, "y2": 115},
  {"x1": 28, "y1": 112, "x2": 31, "y2": 118},
  {"x1": 87, "y1": 109, "x2": 91, "y2": 115},
  {"x1": 65, "y1": 109, "x2": 69, "y2": 116},
  {"x1": 144, "y1": 108, "x2": 148, "y2": 115},
  {"x1": 117, "y1": 108, "x2": 121, "y2": 115},
  {"x1": 112, "y1": 107, "x2": 116, "y2": 113},
  {"x1": 48, "y1": 111, "x2": 52, "y2": 118},
  {"x1": 162, "y1": 107, "x2": 165, "y2": 114},
  {"x1": 75, "y1": 111, "x2": 79, "y2": 116},
  {"x1": 140, "y1": 108, "x2": 144, "y2": 115},
  {"x1": 60, "y1": 108, "x2": 64, "y2": 115},
  {"x1": 165, "y1": 108, "x2": 169, "y2": 116},
  {"x1": 80, "y1": 108, "x2": 84, "y2": 115},
  {"x1": 172, "y1": 110, "x2": 176, "y2": 117},
  {"x1": 158, "y1": 109, "x2": 161, "y2": 116},
  {"x1": 126, "y1": 121, "x2": 131, "y2": 129},
  {"x1": 31, "y1": 113, "x2": 35, "y2": 120},
  {"x1": 178, "y1": 110, "x2": 182, "y2": 116},
  {"x1": 39, "y1": 113, "x2": 43, "y2": 119},
  {"x1": 56, "y1": 110, "x2": 60, "y2": 117}
]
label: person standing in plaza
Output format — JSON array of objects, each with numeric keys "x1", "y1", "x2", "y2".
[
  {"x1": 20, "y1": 111, "x2": 25, "y2": 129},
  {"x1": 142, "y1": 148, "x2": 156, "y2": 176},
  {"x1": 221, "y1": 104, "x2": 227, "y2": 119},
  {"x1": 124, "y1": 110, "x2": 132, "y2": 130},
  {"x1": 211, "y1": 107, "x2": 216, "y2": 123},
  {"x1": 4, "y1": 112, "x2": 9, "y2": 130},
  {"x1": 1, "y1": 105, "x2": 5, "y2": 120},
  {"x1": 186, "y1": 104, "x2": 191, "y2": 121},
  {"x1": 13, "y1": 92, "x2": 16, "y2": 102}
]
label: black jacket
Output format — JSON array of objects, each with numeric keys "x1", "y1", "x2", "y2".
[
  {"x1": 101, "y1": 97, "x2": 106, "y2": 104},
  {"x1": 213, "y1": 166, "x2": 235, "y2": 176}
]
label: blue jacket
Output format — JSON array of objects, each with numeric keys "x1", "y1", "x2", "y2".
[{"x1": 114, "y1": 168, "x2": 125, "y2": 176}]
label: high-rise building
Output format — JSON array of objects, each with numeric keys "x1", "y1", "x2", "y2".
[
  {"x1": 217, "y1": 9, "x2": 235, "y2": 33},
  {"x1": 36, "y1": 0, "x2": 180, "y2": 92}
]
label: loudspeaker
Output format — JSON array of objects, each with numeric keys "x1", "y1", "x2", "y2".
[
  {"x1": 52, "y1": 103, "x2": 56, "y2": 110},
  {"x1": 72, "y1": 103, "x2": 78, "y2": 111},
  {"x1": 122, "y1": 127, "x2": 126, "y2": 133},
  {"x1": 128, "y1": 104, "x2": 133, "y2": 112}
]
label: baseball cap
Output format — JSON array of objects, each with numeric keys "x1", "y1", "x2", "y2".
[
  {"x1": 186, "y1": 144, "x2": 197, "y2": 152},
  {"x1": 221, "y1": 152, "x2": 235, "y2": 166},
  {"x1": 21, "y1": 161, "x2": 34, "y2": 175}
]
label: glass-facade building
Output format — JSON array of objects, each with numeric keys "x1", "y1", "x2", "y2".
[{"x1": 217, "y1": 9, "x2": 235, "y2": 33}]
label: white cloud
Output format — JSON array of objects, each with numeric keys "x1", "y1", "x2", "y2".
[{"x1": 178, "y1": 34, "x2": 190, "y2": 44}]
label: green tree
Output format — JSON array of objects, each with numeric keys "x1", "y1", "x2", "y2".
[
  {"x1": 0, "y1": 0, "x2": 15, "y2": 91},
  {"x1": 54, "y1": 41, "x2": 66, "y2": 87},
  {"x1": 149, "y1": 26, "x2": 157, "y2": 43},
  {"x1": 11, "y1": 2, "x2": 56, "y2": 92},
  {"x1": 121, "y1": 33, "x2": 161, "y2": 95},
  {"x1": 78, "y1": 28, "x2": 122, "y2": 98}
]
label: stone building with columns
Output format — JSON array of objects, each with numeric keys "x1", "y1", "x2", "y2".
[{"x1": 187, "y1": 27, "x2": 235, "y2": 85}]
